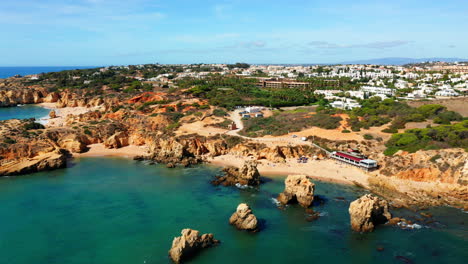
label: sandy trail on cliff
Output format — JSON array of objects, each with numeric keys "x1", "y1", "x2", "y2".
[
  {"x1": 208, "y1": 154, "x2": 371, "y2": 186},
  {"x1": 74, "y1": 144, "x2": 150, "y2": 158}
]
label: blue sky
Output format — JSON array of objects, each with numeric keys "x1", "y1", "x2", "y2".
[{"x1": 1, "y1": 0, "x2": 467, "y2": 66}]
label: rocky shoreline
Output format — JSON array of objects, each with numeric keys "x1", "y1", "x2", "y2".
[{"x1": 0, "y1": 83, "x2": 466, "y2": 210}]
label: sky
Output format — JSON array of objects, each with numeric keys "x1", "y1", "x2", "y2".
[{"x1": 0, "y1": 0, "x2": 467, "y2": 66}]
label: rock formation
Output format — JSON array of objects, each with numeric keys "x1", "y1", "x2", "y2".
[
  {"x1": 349, "y1": 194, "x2": 392, "y2": 232},
  {"x1": 212, "y1": 160, "x2": 260, "y2": 186},
  {"x1": 49, "y1": 110, "x2": 57, "y2": 119},
  {"x1": 229, "y1": 203, "x2": 258, "y2": 231},
  {"x1": 277, "y1": 175, "x2": 315, "y2": 208},
  {"x1": 104, "y1": 131, "x2": 129, "y2": 149},
  {"x1": 168, "y1": 229, "x2": 219, "y2": 263}
]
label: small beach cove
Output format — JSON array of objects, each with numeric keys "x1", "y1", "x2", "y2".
[{"x1": 0, "y1": 157, "x2": 466, "y2": 264}]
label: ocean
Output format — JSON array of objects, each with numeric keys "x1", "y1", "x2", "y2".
[
  {"x1": 0, "y1": 157, "x2": 466, "y2": 264},
  {"x1": 0, "y1": 66, "x2": 98, "y2": 79},
  {"x1": 0, "y1": 104, "x2": 51, "y2": 121}
]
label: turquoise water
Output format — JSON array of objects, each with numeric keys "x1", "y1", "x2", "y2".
[
  {"x1": 0, "y1": 105, "x2": 50, "y2": 121},
  {"x1": 0, "y1": 157, "x2": 466, "y2": 264}
]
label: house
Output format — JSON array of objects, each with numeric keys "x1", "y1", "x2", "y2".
[
  {"x1": 330, "y1": 98, "x2": 361, "y2": 109},
  {"x1": 435, "y1": 89, "x2": 460, "y2": 97}
]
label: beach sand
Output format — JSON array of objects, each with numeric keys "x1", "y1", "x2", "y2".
[
  {"x1": 38, "y1": 102, "x2": 100, "y2": 127},
  {"x1": 207, "y1": 154, "x2": 372, "y2": 186},
  {"x1": 73, "y1": 144, "x2": 150, "y2": 158}
]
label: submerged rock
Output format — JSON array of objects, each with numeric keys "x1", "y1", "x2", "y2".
[
  {"x1": 229, "y1": 203, "x2": 259, "y2": 231},
  {"x1": 168, "y1": 228, "x2": 219, "y2": 263},
  {"x1": 277, "y1": 175, "x2": 315, "y2": 208},
  {"x1": 212, "y1": 160, "x2": 260, "y2": 186},
  {"x1": 349, "y1": 194, "x2": 392, "y2": 232}
]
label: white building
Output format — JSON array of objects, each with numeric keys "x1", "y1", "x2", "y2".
[
  {"x1": 330, "y1": 98, "x2": 361, "y2": 110},
  {"x1": 435, "y1": 89, "x2": 460, "y2": 97},
  {"x1": 360, "y1": 86, "x2": 395, "y2": 96}
]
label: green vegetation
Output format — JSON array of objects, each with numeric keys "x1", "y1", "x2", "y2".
[
  {"x1": 3, "y1": 137, "x2": 16, "y2": 144},
  {"x1": 239, "y1": 108, "x2": 341, "y2": 137},
  {"x1": 213, "y1": 108, "x2": 228, "y2": 117},
  {"x1": 23, "y1": 121, "x2": 45, "y2": 130},
  {"x1": 363, "y1": 134, "x2": 374, "y2": 140},
  {"x1": 348, "y1": 98, "x2": 463, "y2": 132},
  {"x1": 384, "y1": 120, "x2": 468, "y2": 155},
  {"x1": 179, "y1": 76, "x2": 318, "y2": 109}
]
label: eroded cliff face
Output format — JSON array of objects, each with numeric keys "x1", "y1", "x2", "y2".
[{"x1": 380, "y1": 149, "x2": 467, "y2": 185}]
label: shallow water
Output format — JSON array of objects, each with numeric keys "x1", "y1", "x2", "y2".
[
  {"x1": 0, "y1": 104, "x2": 50, "y2": 121},
  {"x1": 0, "y1": 157, "x2": 466, "y2": 264}
]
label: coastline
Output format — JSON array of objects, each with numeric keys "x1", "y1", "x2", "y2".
[
  {"x1": 69, "y1": 144, "x2": 370, "y2": 186},
  {"x1": 208, "y1": 154, "x2": 371, "y2": 186},
  {"x1": 38, "y1": 102, "x2": 100, "y2": 127},
  {"x1": 73, "y1": 144, "x2": 150, "y2": 158}
]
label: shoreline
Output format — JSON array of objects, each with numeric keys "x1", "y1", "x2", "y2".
[
  {"x1": 37, "y1": 102, "x2": 100, "y2": 127},
  {"x1": 69, "y1": 144, "x2": 369, "y2": 186},
  {"x1": 207, "y1": 154, "x2": 371, "y2": 186},
  {"x1": 73, "y1": 144, "x2": 150, "y2": 158}
]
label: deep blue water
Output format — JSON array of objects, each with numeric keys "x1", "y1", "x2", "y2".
[
  {"x1": 0, "y1": 104, "x2": 51, "y2": 121},
  {"x1": 0, "y1": 157, "x2": 466, "y2": 264},
  {"x1": 0, "y1": 66, "x2": 98, "y2": 79}
]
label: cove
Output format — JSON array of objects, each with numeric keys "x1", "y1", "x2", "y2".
[
  {"x1": 0, "y1": 157, "x2": 466, "y2": 264},
  {"x1": 0, "y1": 105, "x2": 50, "y2": 121}
]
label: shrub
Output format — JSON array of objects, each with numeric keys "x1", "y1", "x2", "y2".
[
  {"x1": 342, "y1": 129, "x2": 351, "y2": 133},
  {"x1": 23, "y1": 122, "x2": 45, "y2": 130},
  {"x1": 363, "y1": 134, "x2": 374, "y2": 140},
  {"x1": 213, "y1": 108, "x2": 227, "y2": 117},
  {"x1": 429, "y1": 154, "x2": 442, "y2": 163},
  {"x1": 3, "y1": 137, "x2": 16, "y2": 144}
]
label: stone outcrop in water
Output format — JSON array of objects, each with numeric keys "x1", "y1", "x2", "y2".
[
  {"x1": 212, "y1": 160, "x2": 260, "y2": 186},
  {"x1": 277, "y1": 175, "x2": 315, "y2": 208},
  {"x1": 49, "y1": 110, "x2": 57, "y2": 119},
  {"x1": 229, "y1": 203, "x2": 258, "y2": 231},
  {"x1": 168, "y1": 229, "x2": 220, "y2": 263},
  {"x1": 349, "y1": 194, "x2": 391, "y2": 232}
]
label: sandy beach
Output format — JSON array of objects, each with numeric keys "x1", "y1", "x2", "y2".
[
  {"x1": 38, "y1": 102, "x2": 100, "y2": 127},
  {"x1": 208, "y1": 154, "x2": 372, "y2": 186},
  {"x1": 73, "y1": 144, "x2": 150, "y2": 158}
]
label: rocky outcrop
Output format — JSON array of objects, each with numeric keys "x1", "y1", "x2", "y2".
[
  {"x1": 104, "y1": 131, "x2": 129, "y2": 149},
  {"x1": 229, "y1": 203, "x2": 258, "y2": 231},
  {"x1": 49, "y1": 110, "x2": 57, "y2": 119},
  {"x1": 212, "y1": 160, "x2": 260, "y2": 186},
  {"x1": 380, "y1": 149, "x2": 467, "y2": 185},
  {"x1": 349, "y1": 194, "x2": 392, "y2": 232},
  {"x1": 57, "y1": 134, "x2": 89, "y2": 153},
  {"x1": 0, "y1": 149, "x2": 67, "y2": 176},
  {"x1": 168, "y1": 229, "x2": 220, "y2": 264},
  {"x1": 277, "y1": 175, "x2": 315, "y2": 208}
]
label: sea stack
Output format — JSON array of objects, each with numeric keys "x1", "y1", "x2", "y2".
[
  {"x1": 49, "y1": 110, "x2": 57, "y2": 119},
  {"x1": 277, "y1": 175, "x2": 315, "y2": 208},
  {"x1": 168, "y1": 229, "x2": 220, "y2": 263},
  {"x1": 229, "y1": 203, "x2": 259, "y2": 231},
  {"x1": 212, "y1": 160, "x2": 260, "y2": 186},
  {"x1": 349, "y1": 194, "x2": 392, "y2": 232}
]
